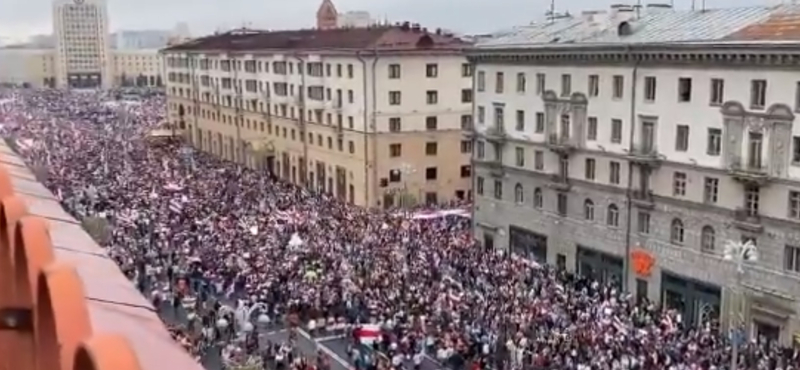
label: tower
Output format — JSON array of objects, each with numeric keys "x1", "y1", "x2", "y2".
[
  {"x1": 52, "y1": 0, "x2": 111, "y2": 89},
  {"x1": 316, "y1": 0, "x2": 338, "y2": 30}
]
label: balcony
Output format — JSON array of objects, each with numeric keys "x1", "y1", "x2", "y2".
[
  {"x1": 546, "y1": 133, "x2": 576, "y2": 154},
  {"x1": 728, "y1": 157, "x2": 771, "y2": 185},
  {"x1": 483, "y1": 125, "x2": 508, "y2": 144},
  {"x1": 0, "y1": 143, "x2": 201, "y2": 370},
  {"x1": 732, "y1": 208, "x2": 764, "y2": 233},
  {"x1": 548, "y1": 173, "x2": 571, "y2": 191},
  {"x1": 627, "y1": 144, "x2": 663, "y2": 167},
  {"x1": 630, "y1": 189, "x2": 655, "y2": 209}
]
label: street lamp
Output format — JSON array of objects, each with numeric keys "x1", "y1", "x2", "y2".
[{"x1": 723, "y1": 239, "x2": 758, "y2": 370}]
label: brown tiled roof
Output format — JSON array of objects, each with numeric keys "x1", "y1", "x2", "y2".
[
  {"x1": 163, "y1": 26, "x2": 469, "y2": 53},
  {"x1": 725, "y1": 10, "x2": 800, "y2": 41},
  {"x1": 0, "y1": 142, "x2": 202, "y2": 370}
]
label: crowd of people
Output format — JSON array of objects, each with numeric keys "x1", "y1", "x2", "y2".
[{"x1": 0, "y1": 89, "x2": 798, "y2": 370}]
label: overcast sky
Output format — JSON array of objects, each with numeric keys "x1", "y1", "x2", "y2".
[{"x1": 0, "y1": 0, "x2": 779, "y2": 43}]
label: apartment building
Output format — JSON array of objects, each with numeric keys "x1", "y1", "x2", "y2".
[
  {"x1": 53, "y1": 0, "x2": 112, "y2": 88},
  {"x1": 161, "y1": 25, "x2": 473, "y2": 208},
  {"x1": 468, "y1": 4, "x2": 800, "y2": 344}
]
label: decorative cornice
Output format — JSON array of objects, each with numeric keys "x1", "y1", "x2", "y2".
[{"x1": 467, "y1": 45, "x2": 800, "y2": 68}]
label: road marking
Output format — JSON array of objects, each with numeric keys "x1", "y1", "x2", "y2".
[
  {"x1": 261, "y1": 328, "x2": 287, "y2": 336},
  {"x1": 315, "y1": 334, "x2": 347, "y2": 341},
  {"x1": 297, "y1": 328, "x2": 354, "y2": 370}
]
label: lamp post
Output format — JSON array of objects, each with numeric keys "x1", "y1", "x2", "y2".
[{"x1": 723, "y1": 239, "x2": 758, "y2": 370}]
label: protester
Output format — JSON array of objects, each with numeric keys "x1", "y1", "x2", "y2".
[{"x1": 0, "y1": 89, "x2": 797, "y2": 370}]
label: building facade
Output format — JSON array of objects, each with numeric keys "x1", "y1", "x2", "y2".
[
  {"x1": 0, "y1": 48, "x2": 57, "y2": 87},
  {"x1": 114, "y1": 30, "x2": 171, "y2": 50},
  {"x1": 162, "y1": 26, "x2": 473, "y2": 208},
  {"x1": 111, "y1": 49, "x2": 164, "y2": 87},
  {"x1": 469, "y1": 4, "x2": 800, "y2": 345},
  {"x1": 52, "y1": 0, "x2": 112, "y2": 88}
]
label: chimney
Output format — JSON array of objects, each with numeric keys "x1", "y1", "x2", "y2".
[
  {"x1": 435, "y1": 28, "x2": 442, "y2": 35},
  {"x1": 411, "y1": 23, "x2": 421, "y2": 32}
]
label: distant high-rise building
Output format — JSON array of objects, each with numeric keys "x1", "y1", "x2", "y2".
[
  {"x1": 338, "y1": 11, "x2": 374, "y2": 28},
  {"x1": 52, "y1": 0, "x2": 111, "y2": 89},
  {"x1": 115, "y1": 30, "x2": 171, "y2": 50},
  {"x1": 316, "y1": 0, "x2": 338, "y2": 30}
]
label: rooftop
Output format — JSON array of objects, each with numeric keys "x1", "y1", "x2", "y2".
[
  {"x1": 0, "y1": 141, "x2": 200, "y2": 370},
  {"x1": 162, "y1": 24, "x2": 469, "y2": 53},
  {"x1": 475, "y1": 4, "x2": 800, "y2": 50}
]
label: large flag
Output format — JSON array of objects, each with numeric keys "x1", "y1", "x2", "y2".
[{"x1": 354, "y1": 324, "x2": 381, "y2": 345}]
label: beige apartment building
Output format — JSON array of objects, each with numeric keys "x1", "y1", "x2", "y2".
[
  {"x1": 0, "y1": 48, "x2": 57, "y2": 87},
  {"x1": 111, "y1": 50, "x2": 164, "y2": 87},
  {"x1": 161, "y1": 25, "x2": 474, "y2": 207}
]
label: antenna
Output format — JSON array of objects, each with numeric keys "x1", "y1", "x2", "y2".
[{"x1": 549, "y1": 0, "x2": 556, "y2": 23}]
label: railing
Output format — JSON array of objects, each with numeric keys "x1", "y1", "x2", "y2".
[
  {"x1": 631, "y1": 143, "x2": 658, "y2": 156},
  {"x1": 485, "y1": 125, "x2": 506, "y2": 138},
  {"x1": 0, "y1": 144, "x2": 201, "y2": 370},
  {"x1": 547, "y1": 133, "x2": 570, "y2": 145},
  {"x1": 729, "y1": 156, "x2": 768, "y2": 173},
  {"x1": 734, "y1": 207, "x2": 761, "y2": 224}
]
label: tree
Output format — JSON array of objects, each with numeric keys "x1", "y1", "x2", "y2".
[{"x1": 82, "y1": 216, "x2": 111, "y2": 245}]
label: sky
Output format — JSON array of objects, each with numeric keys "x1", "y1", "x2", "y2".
[{"x1": 0, "y1": 0, "x2": 782, "y2": 43}]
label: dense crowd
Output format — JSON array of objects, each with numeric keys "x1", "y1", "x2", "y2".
[{"x1": 0, "y1": 89, "x2": 798, "y2": 370}]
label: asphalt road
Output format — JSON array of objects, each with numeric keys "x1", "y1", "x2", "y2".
[{"x1": 317, "y1": 336, "x2": 444, "y2": 370}]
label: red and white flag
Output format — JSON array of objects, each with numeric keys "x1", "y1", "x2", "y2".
[{"x1": 354, "y1": 324, "x2": 381, "y2": 345}]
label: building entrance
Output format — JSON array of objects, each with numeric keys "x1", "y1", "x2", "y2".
[
  {"x1": 576, "y1": 245, "x2": 623, "y2": 287},
  {"x1": 661, "y1": 271, "x2": 721, "y2": 327},
  {"x1": 509, "y1": 225, "x2": 547, "y2": 264}
]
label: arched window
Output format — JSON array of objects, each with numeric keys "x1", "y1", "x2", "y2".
[
  {"x1": 533, "y1": 188, "x2": 543, "y2": 209},
  {"x1": 607, "y1": 204, "x2": 619, "y2": 226},
  {"x1": 584, "y1": 199, "x2": 595, "y2": 220},
  {"x1": 514, "y1": 183, "x2": 524, "y2": 204},
  {"x1": 701, "y1": 226, "x2": 715, "y2": 252},
  {"x1": 671, "y1": 218, "x2": 685, "y2": 245}
]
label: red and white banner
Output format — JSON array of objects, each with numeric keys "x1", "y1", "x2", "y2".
[{"x1": 354, "y1": 324, "x2": 381, "y2": 345}]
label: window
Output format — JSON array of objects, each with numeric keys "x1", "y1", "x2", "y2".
[
  {"x1": 710, "y1": 78, "x2": 724, "y2": 105},
  {"x1": 389, "y1": 91, "x2": 401, "y2": 105},
  {"x1": 515, "y1": 110, "x2": 525, "y2": 131},
  {"x1": 644, "y1": 76, "x2": 656, "y2": 102},
  {"x1": 514, "y1": 183, "x2": 524, "y2": 204},
  {"x1": 750, "y1": 79, "x2": 767, "y2": 109},
  {"x1": 701, "y1": 226, "x2": 715, "y2": 252},
  {"x1": 425, "y1": 142, "x2": 438, "y2": 156},
  {"x1": 516, "y1": 73, "x2": 526, "y2": 92},
  {"x1": 611, "y1": 119, "x2": 622, "y2": 143},
  {"x1": 389, "y1": 170, "x2": 402, "y2": 183},
  {"x1": 675, "y1": 125, "x2": 689, "y2": 152},
  {"x1": 588, "y1": 75, "x2": 599, "y2": 97},
  {"x1": 425, "y1": 167, "x2": 438, "y2": 180},
  {"x1": 493, "y1": 179, "x2": 503, "y2": 200},
  {"x1": 796, "y1": 82, "x2": 800, "y2": 112},
  {"x1": 637, "y1": 211, "x2": 650, "y2": 234},
  {"x1": 789, "y1": 191, "x2": 800, "y2": 219},
  {"x1": 670, "y1": 218, "x2": 685, "y2": 245},
  {"x1": 460, "y1": 165, "x2": 471, "y2": 178},
  {"x1": 389, "y1": 143, "x2": 401, "y2": 157},
  {"x1": 561, "y1": 74, "x2": 571, "y2": 96},
  {"x1": 515, "y1": 147, "x2": 525, "y2": 166},
  {"x1": 585, "y1": 158, "x2": 595, "y2": 180},
  {"x1": 495, "y1": 72, "x2": 504, "y2": 93},
  {"x1": 749, "y1": 132, "x2": 764, "y2": 169},
  {"x1": 536, "y1": 73, "x2": 545, "y2": 95},
  {"x1": 477, "y1": 71, "x2": 485, "y2": 92},
  {"x1": 704, "y1": 177, "x2": 719, "y2": 204},
  {"x1": 557, "y1": 193, "x2": 568, "y2": 216},
  {"x1": 461, "y1": 89, "x2": 473, "y2": 103},
  {"x1": 347, "y1": 64, "x2": 354, "y2": 78},
  {"x1": 425, "y1": 63, "x2": 438, "y2": 78},
  {"x1": 607, "y1": 204, "x2": 619, "y2": 227},
  {"x1": 587, "y1": 117, "x2": 597, "y2": 141},
  {"x1": 494, "y1": 107, "x2": 505, "y2": 130},
  {"x1": 461, "y1": 63, "x2": 473, "y2": 77},
  {"x1": 612, "y1": 75, "x2": 624, "y2": 99},
  {"x1": 584, "y1": 199, "x2": 595, "y2": 220},
  {"x1": 476, "y1": 141, "x2": 485, "y2": 159},
  {"x1": 745, "y1": 185, "x2": 760, "y2": 216},
  {"x1": 535, "y1": 112, "x2": 545, "y2": 133},
  {"x1": 707, "y1": 128, "x2": 722, "y2": 156},
  {"x1": 477, "y1": 106, "x2": 485, "y2": 124},
  {"x1": 609, "y1": 161, "x2": 620, "y2": 185},
  {"x1": 461, "y1": 115, "x2": 473, "y2": 131},
  {"x1": 426, "y1": 116, "x2": 438, "y2": 130},
  {"x1": 534, "y1": 150, "x2": 544, "y2": 170},
  {"x1": 388, "y1": 64, "x2": 401, "y2": 79},
  {"x1": 389, "y1": 117, "x2": 401, "y2": 132},
  {"x1": 785, "y1": 245, "x2": 800, "y2": 273},
  {"x1": 673, "y1": 172, "x2": 687, "y2": 196},
  {"x1": 476, "y1": 176, "x2": 484, "y2": 195},
  {"x1": 678, "y1": 77, "x2": 692, "y2": 102},
  {"x1": 533, "y1": 188, "x2": 543, "y2": 208},
  {"x1": 426, "y1": 90, "x2": 438, "y2": 104},
  {"x1": 460, "y1": 140, "x2": 472, "y2": 154}
]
